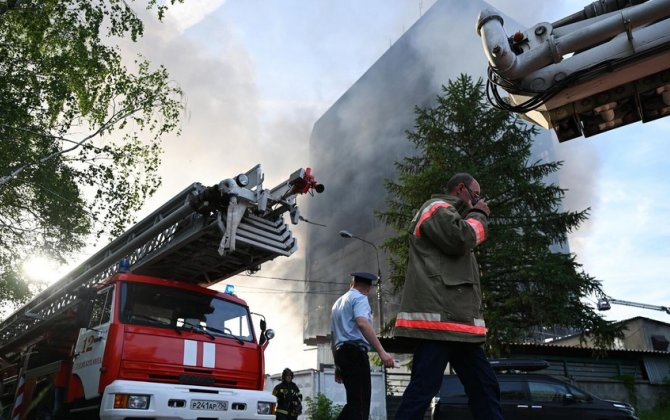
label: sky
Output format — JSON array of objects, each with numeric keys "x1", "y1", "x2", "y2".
[{"x1": 22, "y1": 0, "x2": 670, "y2": 375}]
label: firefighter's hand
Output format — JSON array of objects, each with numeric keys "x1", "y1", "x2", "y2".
[
  {"x1": 334, "y1": 367, "x2": 343, "y2": 384},
  {"x1": 380, "y1": 351, "x2": 395, "y2": 368},
  {"x1": 473, "y1": 199, "x2": 490, "y2": 217}
]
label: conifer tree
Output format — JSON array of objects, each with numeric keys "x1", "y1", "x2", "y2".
[{"x1": 378, "y1": 74, "x2": 621, "y2": 352}]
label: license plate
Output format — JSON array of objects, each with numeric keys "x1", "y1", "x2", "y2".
[{"x1": 191, "y1": 399, "x2": 228, "y2": 411}]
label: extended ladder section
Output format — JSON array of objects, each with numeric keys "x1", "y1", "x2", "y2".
[
  {"x1": 598, "y1": 298, "x2": 670, "y2": 314},
  {"x1": 0, "y1": 164, "x2": 323, "y2": 355}
]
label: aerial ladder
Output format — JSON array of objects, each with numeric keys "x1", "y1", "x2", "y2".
[
  {"x1": 0, "y1": 164, "x2": 324, "y2": 363},
  {"x1": 476, "y1": 0, "x2": 670, "y2": 142},
  {"x1": 597, "y1": 297, "x2": 670, "y2": 314}
]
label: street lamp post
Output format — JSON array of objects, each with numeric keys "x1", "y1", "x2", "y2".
[{"x1": 339, "y1": 230, "x2": 384, "y2": 332}]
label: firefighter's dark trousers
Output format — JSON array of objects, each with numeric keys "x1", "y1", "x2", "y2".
[{"x1": 395, "y1": 340, "x2": 503, "y2": 420}]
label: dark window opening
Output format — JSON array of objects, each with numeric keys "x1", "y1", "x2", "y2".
[{"x1": 651, "y1": 335, "x2": 669, "y2": 351}]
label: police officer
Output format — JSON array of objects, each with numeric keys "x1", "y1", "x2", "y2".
[
  {"x1": 272, "y1": 368, "x2": 302, "y2": 420},
  {"x1": 331, "y1": 272, "x2": 395, "y2": 420}
]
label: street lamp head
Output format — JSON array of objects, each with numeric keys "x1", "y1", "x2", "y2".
[{"x1": 337, "y1": 228, "x2": 385, "y2": 332}]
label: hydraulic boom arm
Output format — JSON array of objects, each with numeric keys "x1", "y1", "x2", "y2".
[
  {"x1": 598, "y1": 298, "x2": 670, "y2": 314},
  {"x1": 476, "y1": 0, "x2": 670, "y2": 142}
]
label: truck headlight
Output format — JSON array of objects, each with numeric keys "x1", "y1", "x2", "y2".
[
  {"x1": 257, "y1": 401, "x2": 276, "y2": 415},
  {"x1": 114, "y1": 394, "x2": 150, "y2": 409}
]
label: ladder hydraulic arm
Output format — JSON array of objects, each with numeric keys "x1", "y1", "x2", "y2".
[
  {"x1": 0, "y1": 164, "x2": 324, "y2": 356},
  {"x1": 476, "y1": 0, "x2": 670, "y2": 142}
]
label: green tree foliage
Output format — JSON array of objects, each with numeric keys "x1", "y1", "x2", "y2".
[
  {"x1": 305, "y1": 393, "x2": 342, "y2": 420},
  {"x1": 378, "y1": 74, "x2": 622, "y2": 353},
  {"x1": 0, "y1": 0, "x2": 183, "y2": 303}
]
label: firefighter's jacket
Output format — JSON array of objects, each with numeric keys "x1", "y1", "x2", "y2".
[
  {"x1": 272, "y1": 381, "x2": 302, "y2": 417},
  {"x1": 394, "y1": 194, "x2": 488, "y2": 343}
]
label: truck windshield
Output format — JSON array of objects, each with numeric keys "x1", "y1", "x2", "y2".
[{"x1": 118, "y1": 282, "x2": 254, "y2": 342}]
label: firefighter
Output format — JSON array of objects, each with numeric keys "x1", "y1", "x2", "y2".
[
  {"x1": 393, "y1": 173, "x2": 502, "y2": 420},
  {"x1": 272, "y1": 368, "x2": 302, "y2": 420}
]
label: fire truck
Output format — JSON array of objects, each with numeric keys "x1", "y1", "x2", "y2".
[
  {"x1": 0, "y1": 164, "x2": 323, "y2": 419},
  {"x1": 476, "y1": 0, "x2": 670, "y2": 142}
]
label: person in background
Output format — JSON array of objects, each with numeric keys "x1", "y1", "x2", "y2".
[
  {"x1": 272, "y1": 367, "x2": 302, "y2": 420},
  {"x1": 331, "y1": 272, "x2": 395, "y2": 420},
  {"x1": 393, "y1": 173, "x2": 503, "y2": 420}
]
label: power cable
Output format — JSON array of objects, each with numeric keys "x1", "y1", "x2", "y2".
[
  {"x1": 233, "y1": 288, "x2": 344, "y2": 296},
  {"x1": 239, "y1": 274, "x2": 331, "y2": 285}
]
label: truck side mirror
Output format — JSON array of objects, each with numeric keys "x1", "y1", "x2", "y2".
[
  {"x1": 258, "y1": 318, "x2": 268, "y2": 346},
  {"x1": 259, "y1": 329, "x2": 275, "y2": 350}
]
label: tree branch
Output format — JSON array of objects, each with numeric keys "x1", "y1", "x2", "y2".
[{"x1": 0, "y1": 99, "x2": 150, "y2": 188}]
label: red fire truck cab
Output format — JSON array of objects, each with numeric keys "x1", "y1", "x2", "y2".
[{"x1": 1, "y1": 272, "x2": 276, "y2": 419}]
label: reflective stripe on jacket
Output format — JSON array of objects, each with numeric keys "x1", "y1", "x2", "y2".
[{"x1": 394, "y1": 194, "x2": 489, "y2": 343}]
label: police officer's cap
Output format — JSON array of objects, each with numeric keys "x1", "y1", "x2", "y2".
[{"x1": 350, "y1": 272, "x2": 377, "y2": 284}]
